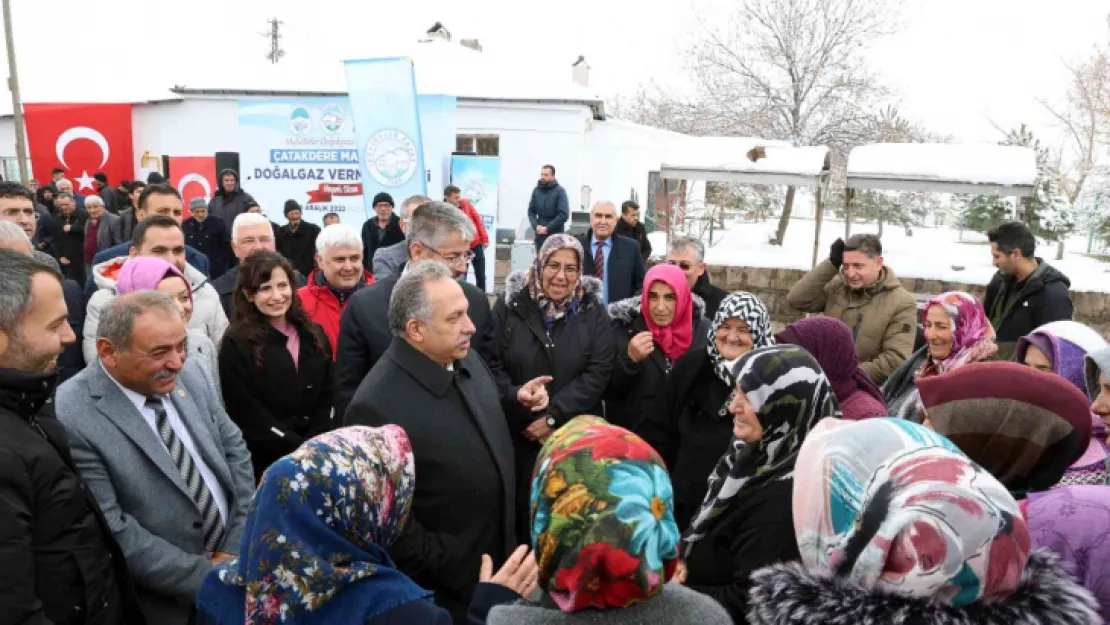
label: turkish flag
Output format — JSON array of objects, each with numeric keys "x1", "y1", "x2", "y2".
[
  {"x1": 168, "y1": 156, "x2": 217, "y2": 219},
  {"x1": 25, "y1": 103, "x2": 134, "y2": 196}
]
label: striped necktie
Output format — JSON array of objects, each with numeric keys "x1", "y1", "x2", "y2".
[
  {"x1": 594, "y1": 241, "x2": 605, "y2": 280},
  {"x1": 145, "y1": 395, "x2": 225, "y2": 553}
]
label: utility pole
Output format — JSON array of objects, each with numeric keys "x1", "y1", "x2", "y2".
[
  {"x1": 2, "y1": 0, "x2": 27, "y2": 182},
  {"x1": 262, "y1": 18, "x2": 285, "y2": 64}
]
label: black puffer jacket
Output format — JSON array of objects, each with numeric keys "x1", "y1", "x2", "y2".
[
  {"x1": 605, "y1": 294, "x2": 708, "y2": 431},
  {"x1": 984, "y1": 260, "x2": 1073, "y2": 358},
  {"x1": 0, "y1": 368, "x2": 144, "y2": 624},
  {"x1": 637, "y1": 346, "x2": 734, "y2": 531},
  {"x1": 491, "y1": 271, "x2": 614, "y2": 545},
  {"x1": 748, "y1": 549, "x2": 1100, "y2": 625}
]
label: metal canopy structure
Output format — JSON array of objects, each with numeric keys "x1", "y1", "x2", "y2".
[
  {"x1": 846, "y1": 143, "x2": 1039, "y2": 198},
  {"x1": 660, "y1": 139, "x2": 832, "y2": 266}
]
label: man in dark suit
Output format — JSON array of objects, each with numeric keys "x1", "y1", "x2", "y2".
[
  {"x1": 579, "y1": 200, "x2": 645, "y2": 305},
  {"x1": 360, "y1": 192, "x2": 405, "y2": 272},
  {"x1": 335, "y1": 201, "x2": 495, "y2": 419},
  {"x1": 56, "y1": 291, "x2": 256, "y2": 625},
  {"x1": 344, "y1": 262, "x2": 546, "y2": 624}
]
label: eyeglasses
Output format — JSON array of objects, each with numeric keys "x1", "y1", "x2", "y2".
[
  {"x1": 543, "y1": 262, "x2": 580, "y2": 277},
  {"x1": 423, "y1": 244, "x2": 475, "y2": 268}
]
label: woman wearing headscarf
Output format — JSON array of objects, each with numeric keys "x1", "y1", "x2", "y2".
[
  {"x1": 115, "y1": 256, "x2": 220, "y2": 391},
  {"x1": 747, "y1": 417, "x2": 1100, "y2": 625},
  {"x1": 637, "y1": 292, "x2": 774, "y2": 531},
  {"x1": 918, "y1": 361, "x2": 1110, "y2": 619},
  {"x1": 1015, "y1": 320, "x2": 1110, "y2": 486},
  {"x1": 194, "y1": 426, "x2": 536, "y2": 624},
  {"x1": 882, "y1": 291, "x2": 997, "y2": 422},
  {"x1": 486, "y1": 416, "x2": 731, "y2": 624},
  {"x1": 1088, "y1": 346, "x2": 1110, "y2": 427},
  {"x1": 775, "y1": 316, "x2": 887, "y2": 420},
  {"x1": 681, "y1": 344, "x2": 839, "y2": 623},
  {"x1": 606, "y1": 264, "x2": 708, "y2": 431},
  {"x1": 491, "y1": 234, "x2": 614, "y2": 546}
]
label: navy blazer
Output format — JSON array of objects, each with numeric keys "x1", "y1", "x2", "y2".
[{"x1": 578, "y1": 231, "x2": 646, "y2": 304}]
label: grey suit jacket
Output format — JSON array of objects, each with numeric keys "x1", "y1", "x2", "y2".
[
  {"x1": 371, "y1": 240, "x2": 407, "y2": 281},
  {"x1": 94, "y1": 212, "x2": 124, "y2": 252},
  {"x1": 56, "y1": 358, "x2": 255, "y2": 625}
]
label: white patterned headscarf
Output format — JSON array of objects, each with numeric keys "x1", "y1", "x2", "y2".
[{"x1": 706, "y1": 292, "x2": 775, "y2": 388}]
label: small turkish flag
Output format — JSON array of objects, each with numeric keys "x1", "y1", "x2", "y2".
[
  {"x1": 25, "y1": 103, "x2": 134, "y2": 195},
  {"x1": 168, "y1": 156, "x2": 217, "y2": 219}
]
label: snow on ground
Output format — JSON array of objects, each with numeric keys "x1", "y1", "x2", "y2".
[{"x1": 649, "y1": 218, "x2": 1110, "y2": 293}]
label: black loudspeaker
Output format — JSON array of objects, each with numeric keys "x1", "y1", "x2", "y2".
[
  {"x1": 215, "y1": 152, "x2": 240, "y2": 179},
  {"x1": 161, "y1": 155, "x2": 171, "y2": 179}
]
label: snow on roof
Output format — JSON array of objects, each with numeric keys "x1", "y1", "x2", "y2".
[
  {"x1": 171, "y1": 39, "x2": 604, "y2": 112},
  {"x1": 847, "y1": 143, "x2": 1038, "y2": 196},
  {"x1": 662, "y1": 138, "x2": 830, "y2": 187},
  {"x1": 1, "y1": 39, "x2": 603, "y2": 118}
]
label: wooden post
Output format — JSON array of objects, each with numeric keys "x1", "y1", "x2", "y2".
[
  {"x1": 2, "y1": 0, "x2": 28, "y2": 182},
  {"x1": 812, "y1": 185, "x2": 824, "y2": 268}
]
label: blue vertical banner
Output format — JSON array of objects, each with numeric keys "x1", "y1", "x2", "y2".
[
  {"x1": 418, "y1": 95, "x2": 457, "y2": 200},
  {"x1": 344, "y1": 57, "x2": 428, "y2": 212}
]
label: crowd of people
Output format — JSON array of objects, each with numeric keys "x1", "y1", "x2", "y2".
[{"x1": 2, "y1": 165, "x2": 1109, "y2": 625}]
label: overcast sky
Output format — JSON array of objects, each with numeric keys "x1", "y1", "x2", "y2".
[{"x1": 3, "y1": 0, "x2": 1107, "y2": 149}]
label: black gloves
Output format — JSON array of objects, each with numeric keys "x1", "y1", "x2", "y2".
[{"x1": 829, "y1": 238, "x2": 846, "y2": 269}]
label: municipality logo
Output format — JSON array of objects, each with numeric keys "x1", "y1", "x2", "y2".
[
  {"x1": 320, "y1": 103, "x2": 347, "y2": 134},
  {"x1": 289, "y1": 106, "x2": 312, "y2": 135},
  {"x1": 365, "y1": 130, "x2": 418, "y2": 187}
]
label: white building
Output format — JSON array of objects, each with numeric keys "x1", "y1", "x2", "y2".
[{"x1": 0, "y1": 30, "x2": 724, "y2": 235}]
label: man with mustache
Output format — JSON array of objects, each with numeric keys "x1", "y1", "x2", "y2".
[
  {"x1": 345, "y1": 262, "x2": 548, "y2": 624},
  {"x1": 56, "y1": 291, "x2": 255, "y2": 625},
  {"x1": 0, "y1": 249, "x2": 146, "y2": 624},
  {"x1": 334, "y1": 201, "x2": 497, "y2": 418}
]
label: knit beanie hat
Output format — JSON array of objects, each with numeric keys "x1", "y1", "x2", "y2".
[
  {"x1": 372, "y1": 192, "x2": 394, "y2": 207},
  {"x1": 284, "y1": 199, "x2": 302, "y2": 216},
  {"x1": 189, "y1": 197, "x2": 208, "y2": 211}
]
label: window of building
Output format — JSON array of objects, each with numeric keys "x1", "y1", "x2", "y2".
[
  {"x1": 1, "y1": 158, "x2": 31, "y2": 183},
  {"x1": 455, "y1": 134, "x2": 500, "y2": 156}
]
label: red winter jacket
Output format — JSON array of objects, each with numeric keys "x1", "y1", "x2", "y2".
[
  {"x1": 458, "y1": 198, "x2": 490, "y2": 248},
  {"x1": 298, "y1": 268, "x2": 374, "y2": 358}
]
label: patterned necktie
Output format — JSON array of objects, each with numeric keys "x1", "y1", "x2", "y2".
[
  {"x1": 145, "y1": 395, "x2": 225, "y2": 553},
  {"x1": 594, "y1": 242, "x2": 605, "y2": 280}
]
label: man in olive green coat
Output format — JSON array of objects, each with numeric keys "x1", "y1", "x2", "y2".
[{"x1": 786, "y1": 233, "x2": 917, "y2": 385}]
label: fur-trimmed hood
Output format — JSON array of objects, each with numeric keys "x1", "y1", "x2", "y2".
[
  {"x1": 747, "y1": 549, "x2": 1101, "y2": 625},
  {"x1": 503, "y1": 270, "x2": 603, "y2": 309},
  {"x1": 607, "y1": 293, "x2": 707, "y2": 331}
]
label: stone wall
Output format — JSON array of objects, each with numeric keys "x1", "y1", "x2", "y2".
[{"x1": 704, "y1": 265, "x2": 1110, "y2": 336}]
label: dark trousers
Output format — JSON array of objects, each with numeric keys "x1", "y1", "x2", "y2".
[
  {"x1": 533, "y1": 235, "x2": 549, "y2": 254},
  {"x1": 471, "y1": 244, "x2": 487, "y2": 292}
]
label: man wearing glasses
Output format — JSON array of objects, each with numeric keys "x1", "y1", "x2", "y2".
[
  {"x1": 666, "y1": 235, "x2": 726, "y2": 320},
  {"x1": 334, "y1": 201, "x2": 496, "y2": 419}
]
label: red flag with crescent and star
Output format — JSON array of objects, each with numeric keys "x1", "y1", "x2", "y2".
[
  {"x1": 167, "y1": 156, "x2": 217, "y2": 219},
  {"x1": 24, "y1": 103, "x2": 134, "y2": 195}
]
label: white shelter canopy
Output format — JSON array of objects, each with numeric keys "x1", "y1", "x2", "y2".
[
  {"x1": 847, "y1": 143, "x2": 1038, "y2": 197},
  {"x1": 661, "y1": 138, "x2": 830, "y2": 187}
]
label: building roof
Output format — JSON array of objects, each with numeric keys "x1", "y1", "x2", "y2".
[
  {"x1": 3, "y1": 39, "x2": 605, "y2": 119},
  {"x1": 661, "y1": 138, "x2": 830, "y2": 187},
  {"x1": 847, "y1": 143, "x2": 1038, "y2": 197}
]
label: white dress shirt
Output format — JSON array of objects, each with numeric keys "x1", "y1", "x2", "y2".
[{"x1": 102, "y1": 362, "x2": 230, "y2": 524}]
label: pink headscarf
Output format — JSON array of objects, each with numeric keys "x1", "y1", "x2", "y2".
[
  {"x1": 640, "y1": 264, "x2": 694, "y2": 362},
  {"x1": 115, "y1": 256, "x2": 192, "y2": 307},
  {"x1": 919, "y1": 291, "x2": 996, "y2": 377}
]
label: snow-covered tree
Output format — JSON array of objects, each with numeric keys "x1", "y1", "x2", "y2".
[
  {"x1": 958, "y1": 195, "x2": 1010, "y2": 234},
  {"x1": 1029, "y1": 176, "x2": 1076, "y2": 246}
]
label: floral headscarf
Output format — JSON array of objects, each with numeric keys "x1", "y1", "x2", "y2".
[
  {"x1": 706, "y1": 292, "x2": 774, "y2": 401},
  {"x1": 919, "y1": 291, "x2": 997, "y2": 377},
  {"x1": 684, "y1": 345, "x2": 839, "y2": 550},
  {"x1": 918, "y1": 361, "x2": 1093, "y2": 498},
  {"x1": 793, "y1": 418, "x2": 1030, "y2": 606},
  {"x1": 195, "y1": 426, "x2": 430, "y2": 624},
  {"x1": 640, "y1": 264, "x2": 694, "y2": 362},
  {"x1": 528, "y1": 234, "x2": 587, "y2": 325},
  {"x1": 530, "y1": 416, "x2": 680, "y2": 613}
]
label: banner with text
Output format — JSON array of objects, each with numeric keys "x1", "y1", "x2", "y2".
[
  {"x1": 344, "y1": 57, "x2": 428, "y2": 216},
  {"x1": 451, "y1": 155, "x2": 501, "y2": 292},
  {"x1": 237, "y1": 97, "x2": 363, "y2": 227}
]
